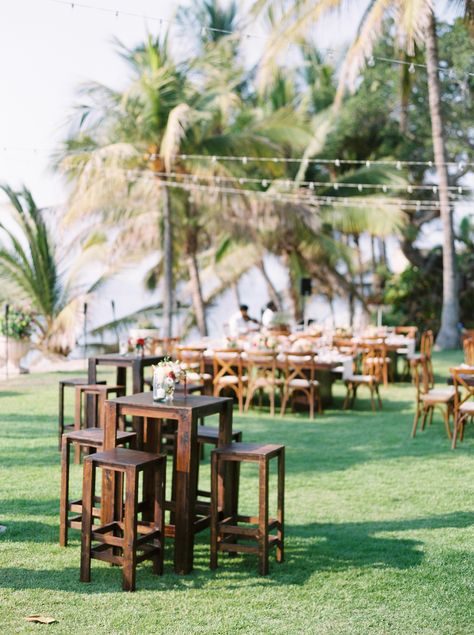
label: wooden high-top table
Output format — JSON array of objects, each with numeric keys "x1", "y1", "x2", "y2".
[{"x1": 103, "y1": 391, "x2": 234, "y2": 574}]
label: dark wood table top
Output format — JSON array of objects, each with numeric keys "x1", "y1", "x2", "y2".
[
  {"x1": 110, "y1": 391, "x2": 232, "y2": 413},
  {"x1": 89, "y1": 353, "x2": 165, "y2": 365}
]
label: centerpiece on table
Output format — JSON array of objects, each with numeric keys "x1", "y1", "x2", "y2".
[{"x1": 151, "y1": 358, "x2": 186, "y2": 402}]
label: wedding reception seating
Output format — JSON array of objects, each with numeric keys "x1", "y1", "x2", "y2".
[
  {"x1": 59, "y1": 427, "x2": 136, "y2": 547},
  {"x1": 411, "y1": 358, "x2": 454, "y2": 439},
  {"x1": 463, "y1": 338, "x2": 474, "y2": 365},
  {"x1": 450, "y1": 367, "x2": 474, "y2": 449},
  {"x1": 244, "y1": 350, "x2": 281, "y2": 417},
  {"x1": 80, "y1": 447, "x2": 166, "y2": 591},
  {"x1": 212, "y1": 348, "x2": 248, "y2": 413},
  {"x1": 361, "y1": 340, "x2": 392, "y2": 387},
  {"x1": 176, "y1": 345, "x2": 212, "y2": 393},
  {"x1": 343, "y1": 347, "x2": 382, "y2": 412},
  {"x1": 210, "y1": 442, "x2": 284, "y2": 576},
  {"x1": 280, "y1": 351, "x2": 322, "y2": 418},
  {"x1": 58, "y1": 377, "x2": 97, "y2": 450},
  {"x1": 407, "y1": 330, "x2": 434, "y2": 386}
]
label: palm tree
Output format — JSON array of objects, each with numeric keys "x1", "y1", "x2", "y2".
[
  {"x1": 0, "y1": 185, "x2": 107, "y2": 355},
  {"x1": 253, "y1": 0, "x2": 473, "y2": 347}
]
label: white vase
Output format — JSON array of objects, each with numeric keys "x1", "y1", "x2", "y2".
[{"x1": 0, "y1": 336, "x2": 30, "y2": 373}]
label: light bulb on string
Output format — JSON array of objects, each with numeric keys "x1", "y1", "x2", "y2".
[
  {"x1": 335, "y1": 159, "x2": 340, "y2": 167},
  {"x1": 382, "y1": 185, "x2": 388, "y2": 193},
  {"x1": 309, "y1": 182, "x2": 315, "y2": 190},
  {"x1": 261, "y1": 180, "x2": 268, "y2": 187},
  {"x1": 366, "y1": 160, "x2": 371, "y2": 168},
  {"x1": 407, "y1": 185, "x2": 413, "y2": 194},
  {"x1": 334, "y1": 183, "x2": 339, "y2": 191},
  {"x1": 458, "y1": 187, "x2": 463, "y2": 194},
  {"x1": 433, "y1": 186, "x2": 438, "y2": 194},
  {"x1": 357, "y1": 184, "x2": 363, "y2": 192},
  {"x1": 408, "y1": 63, "x2": 416, "y2": 74},
  {"x1": 242, "y1": 156, "x2": 248, "y2": 165},
  {"x1": 396, "y1": 161, "x2": 402, "y2": 170},
  {"x1": 367, "y1": 56, "x2": 375, "y2": 67}
]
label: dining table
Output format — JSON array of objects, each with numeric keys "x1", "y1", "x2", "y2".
[{"x1": 102, "y1": 391, "x2": 235, "y2": 575}]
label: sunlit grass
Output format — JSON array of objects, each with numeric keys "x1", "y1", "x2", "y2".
[{"x1": 1, "y1": 351, "x2": 473, "y2": 634}]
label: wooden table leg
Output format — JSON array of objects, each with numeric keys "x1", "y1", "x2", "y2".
[
  {"x1": 58, "y1": 382, "x2": 64, "y2": 451},
  {"x1": 173, "y1": 411, "x2": 198, "y2": 574},
  {"x1": 87, "y1": 357, "x2": 97, "y2": 427}
]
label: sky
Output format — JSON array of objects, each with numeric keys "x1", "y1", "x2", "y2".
[{"x1": 0, "y1": 0, "x2": 466, "y2": 335}]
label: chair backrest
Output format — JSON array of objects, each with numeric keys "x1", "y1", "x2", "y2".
[
  {"x1": 281, "y1": 350, "x2": 315, "y2": 383},
  {"x1": 420, "y1": 330, "x2": 434, "y2": 358},
  {"x1": 463, "y1": 338, "x2": 474, "y2": 365},
  {"x1": 245, "y1": 350, "x2": 277, "y2": 379},
  {"x1": 176, "y1": 346, "x2": 206, "y2": 375},
  {"x1": 395, "y1": 326, "x2": 418, "y2": 339},
  {"x1": 450, "y1": 367, "x2": 474, "y2": 412},
  {"x1": 212, "y1": 349, "x2": 243, "y2": 383},
  {"x1": 361, "y1": 343, "x2": 387, "y2": 381},
  {"x1": 412, "y1": 358, "x2": 431, "y2": 399}
]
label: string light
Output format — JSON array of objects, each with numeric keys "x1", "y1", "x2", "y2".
[{"x1": 135, "y1": 170, "x2": 468, "y2": 195}]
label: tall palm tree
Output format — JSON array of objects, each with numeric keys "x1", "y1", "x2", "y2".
[
  {"x1": 0, "y1": 185, "x2": 107, "y2": 355},
  {"x1": 253, "y1": 0, "x2": 473, "y2": 347}
]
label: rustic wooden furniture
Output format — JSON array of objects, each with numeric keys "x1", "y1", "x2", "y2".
[
  {"x1": 361, "y1": 341, "x2": 392, "y2": 387},
  {"x1": 103, "y1": 391, "x2": 235, "y2": 574},
  {"x1": 450, "y1": 367, "x2": 474, "y2": 449},
  {"x1": 244, "y1": 351, "x2": 281, "y2": 417},
  {"x1": 395, "y1": 326, "x2": 418, "y2": 339},
  {"x1": 210, "y1": 442, "x2": 284, "y2": 576},
  {"x1": 88, "y1": 353, "x2": 164, "y2": 431},
  {"x1": 343, "y1": 348, "x2": 382, "y2": 412},
  {"x1": 407, "y1": 330, "x2": 434, "y2": 386},
  {"x1": 58, "y1": 377, "x2": 91, "y2": 450},
  {"x1": 59, "y1": 427, "x2": 136, "y2": 547},
  {"x1": 176, "y1": 345, "x2": 213, "y2": 394},
  {"x1": 463, "y1": 338, "x2": 474, "y2": 365},
  {"x1": 80, "y1": 447, "x2": 166, "y2": 591},
  {"x1": 212, "y1": 349, "x2": 248, "y2": 413},
  {"x1": 280, "y1": 351, "x2": 322, "y2": 418},
  {"x1": 72, "y1": 383, "x2": 125, "y2": 463},
  {"x1": 412, "y1": 359, "x2": 454, "y2": 439}
]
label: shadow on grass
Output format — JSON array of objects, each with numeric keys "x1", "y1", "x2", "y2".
[{"x1": 1, "y1": 511, "x2": 472, "y2": 593}]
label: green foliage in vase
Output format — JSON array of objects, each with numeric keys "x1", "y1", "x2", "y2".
[{"x1": 0, "y1": 307, "x2": 33, "y2": 341}]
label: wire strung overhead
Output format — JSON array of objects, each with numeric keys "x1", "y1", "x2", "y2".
[
  {"x1": 142, "y1": 170, "x2": 469, "y2": 196},
  {"x1": 41, "y1": 0, "x2": 474, "y2": 80},
  {"x1": 123, "y1": 172, "x2": 464, "y2": 210}
]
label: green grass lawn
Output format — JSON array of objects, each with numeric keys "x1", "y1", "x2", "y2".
[{"x1": 1, "y1": 351, "x2": 474, "y2": 634}]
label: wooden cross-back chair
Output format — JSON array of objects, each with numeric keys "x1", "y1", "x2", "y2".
[
  {"x1": 280, "y1": 351, "x2": 322, "y2": 419},
  {"x1": 450, "y1": 367, "x2": 474, "y2": 449},
  {"x1": 463, "y1": 338, "x2": 474, "y2": 366},
  {"x1": 411, "y1": 358, "x2": 454, "y2": 439},
  {"x1": 176, "y1": 345, "x2": 212, "y2": 393},
  {"x1": 212, "y1": 349, "x2": 247, "y2": 413},
  {"x1": 361, "y1": 340, "x2": 392, "y2": 387},
  {"x1": 408, "y1": 330, "x2": 434, "y2": 387},
  {"x1": 395, "y1": 326, "x2": 418, "y2": 339},
  {"x1": 244, "y1": 350, "x2": 282, "y2": 417},
  {"x1": 343, "y1": 346, "x2": 382, "y2": 412}
]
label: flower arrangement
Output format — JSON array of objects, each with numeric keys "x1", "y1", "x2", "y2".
[
  {"x1": 135, "y1": 337, "x2": 145, "y2": 356},
  {"x1": 151, "y1": 358, "x2": 186, "y2": 402},
  {"x1": 0, "y1": 307, "x2": 34, "y2": 341}
]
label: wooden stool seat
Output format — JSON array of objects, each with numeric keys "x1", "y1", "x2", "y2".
[
  {"x1": 197, "y1": 426, "x2": 242, "y2": 444},
  {"x1": 80, "y1": 448, "x2": 166, "y2": 591},
  {"x1": 211, "y1": 442, "x2": 285, "y2": 576},
  {"x1": 59, "y1": 429, "x2": 136, "y2": 547}
]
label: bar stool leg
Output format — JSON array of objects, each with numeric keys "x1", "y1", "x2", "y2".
[
  {"x1": 59, "y1": 436, "x2": 70, "y2": 547},
  {"x1": 80, "y1": 459, "x2": 95, "y2": 583},
  {"x1": 58, "y1": 382, "x2": 64, "y2": 450},
  {"x1": 277, "y1": 449, "x2": 285, "y2": 563},
  {"x1": 123, "y1": 466, "x2": 138, "y2": 591},
  {"x1": 153, "y1": 460, "x2": 166, "y2": 575},
  {"x1": 210, "y1": 451, "x2": 219, "y2": 570},
  {"x1": 258, "y1": 457, "x2": 269, "y2": 576}
]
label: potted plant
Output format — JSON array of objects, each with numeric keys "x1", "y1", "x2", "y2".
[{"x1": 0, "y1": 307, "x2": 34, "y2": 372}]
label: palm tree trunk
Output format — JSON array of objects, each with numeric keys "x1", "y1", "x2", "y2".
[
  {"x1": 257, "y1": 258, "x2": 281, "y2": 310},
  {"x1": 187, "y1": 252, "x2": 208, "y2": 336},
  {"x1": 161, "y1": 185, "x2": 173, "y2": 338},
  {"x1": 425, "y1": 11, "x2": 460, "y2": 349}
]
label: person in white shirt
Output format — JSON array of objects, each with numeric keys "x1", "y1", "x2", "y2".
[
  {"x1": 229, "y1": 305, "x2": 260, "y2": 336},
  {"x1": 261, "y1": 301, "x2": 278, "y2": 328}
]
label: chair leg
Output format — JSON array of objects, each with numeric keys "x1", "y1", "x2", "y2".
[
  {"x1": 152, "y1": 460, "x2": 166, "y2": 576},
  {"x1": 269, "y1": 387, "x2": 275, "y2": 418},
  {"x1": 276, "y1": 449, "x2": 284, "y2": 564},
  {"x1": 280, "y1": 388, "x2": 289, "y2": 417},
  {"x1": 80, "y1": 459, "x2": 94, "y2": 583},
  {"x1": 452, "y1": 413, "x2": 460, "y2": 449},
  {"x1": 376, "y1": 384, "x2": 382, "y2": 410},
  {"x1": 210, "y1": 452, "x2": 219, "y2": 570},
  {"x1": 123, "y1": 467, "x2": 138, "y2": 592},
  {"x1": 369, "y1": 386, "x2": 376, "y2": 413},
  {"x1": 343, "y1": 383, "x2": 351, "y2": 410},
  {"x1": 59, "y1": 437, "x2": 70, "y2": 547},
  {"x1": 258, "y1": 457, "x2": 269, "y2": 576},
  {"x1": 412, "y1": 403, "x2": 421, "y2": 437},
  {"x1": 58, "y1": 383, "x2": 64, "y2": 451},
  {"x1": 421, "y1": 408, "x2": 429, "y2": 431},
  {"x1": 244, "y1": 384, "x2": 254, "y2": 413},
  {"x1": 443, "y1": 408, "x2": 452, "y2": 440}
]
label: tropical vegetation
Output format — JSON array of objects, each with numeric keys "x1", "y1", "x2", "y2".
[{"x1": 0, "y1": 0, "x2": 472, "y2": 352}]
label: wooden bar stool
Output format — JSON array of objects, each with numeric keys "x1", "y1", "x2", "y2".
[
  {"x1": 210, "y1": 442, "x2": 284, "y2": 576},
  {"x1": 80, "y1": 448, "x2": 166, "y2": 592},
  {"x1": 59, "y1": 428, "x2": 136, "y2": 547},
  {"x1": 58, "y1": 378, "x2": 91, "y2": 450},
  {"x1": 73, "y1": 384, "x2": 125, "y2": 463}
]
